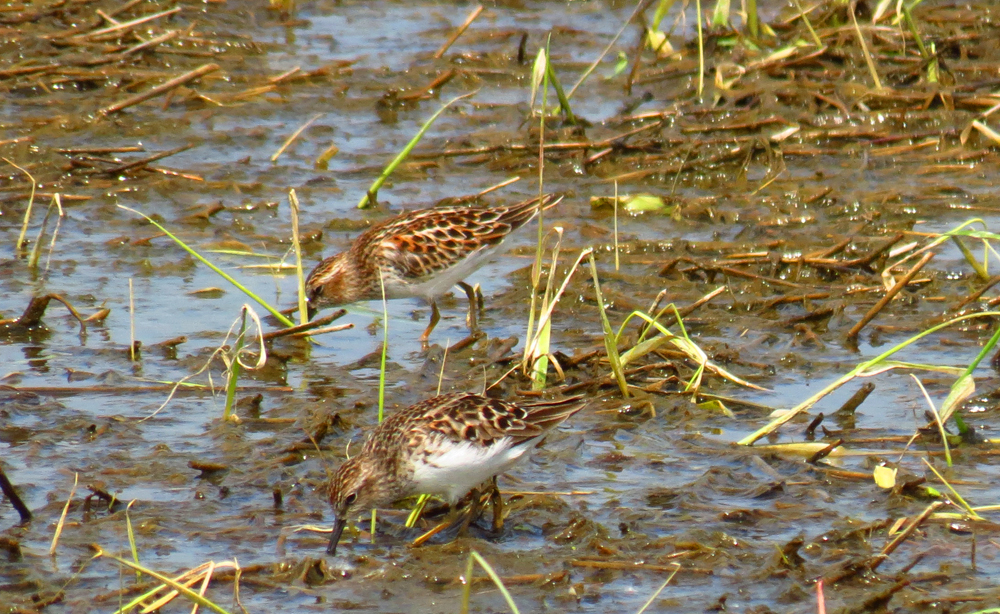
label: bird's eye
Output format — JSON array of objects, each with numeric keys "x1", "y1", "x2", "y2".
[{"x1": 344, "y1": 493, "x2": 357, "y2": 506}]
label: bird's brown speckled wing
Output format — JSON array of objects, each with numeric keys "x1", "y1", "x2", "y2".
[
  {"x1": 370, "y1": 392, "x2": 586, "y2": 454},
  {"x1": 373, "y1": 194, "x2": 558, "y2": 281}
]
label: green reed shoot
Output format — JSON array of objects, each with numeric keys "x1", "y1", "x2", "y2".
[
  {"x1": 901, "y1": 2, "x2": 938, "y2": 83},
  {"x1": 315, "y1": 141, "x2": 339, "y2": 169},
  {"x1": 119, "y1": 205, "x2": 295, "y2": 327},
  {"x1": 711, "y1": 0, "x2": 730, "y2": 28},
  {"x1": 222, "y1": 306, "x2": 248, "y2": 421},
  {"x1": 125, "y1": 499, "x2": 140, "y2": 583},
  {"x1": 358, "y1": 90, "x2": 477, "y2": 209},
  {"x1": 588, "y1": 253, "x2": 628, "y2": 397},
  {"x1": 6, "y1": 157, "x2": 36, "y2": 256},
  {"x1": 910, "y1": 374, "x2": 952, "y2": 466},
  {"x1": 545, "y1": 61, "x2": 577, "y2": 125},
  {"x1": 792, "y1": 0, "x2": 822, "y2": 47},
  {"x1": 613, "y1": 182, "x2": 620, "y2": 271},
  {"x1": 524, "y1": 41, "x2": 551, "y2": 387},
  {"x1": 619, "y1": 306, "x2": 741, "y2": 392},
  {"x1": 529, "y1": 46, "x2": 547, "y2": 112},
  {"x1": 459, "y1": 550, "x2": 521, "y2": 614},
  {"x1": 28, "y1": 193, "x2": 63, "y2": 273},
  {"x1": 851, "y1": 2, "x2": 883, "y2": 90},
  {"x1": 529, "y1": 229, "x2": 562, "y2": 389},
  {"x1": 872, "y1": 0, "x2": 896, "y2": 22},
  {"x1": 590, "y1": 280, "x2": 761, "y2": 399},
  {"x1": 405, "y1": 493, "x2": 431, "y2": 528},
  {"x1": 128, "y1": 278, "x2": 137, "y2": 362},
  {"x1": 940, "y1": 319, "x2": 1000, "y2": 424},
  {"x1": 372, "y1": 268, "x2": 390, "y2": 541},
  {"x1": 695, "y1": 0, "x2": 705, "y2": 98},
  {"x1": 522, "y1": 245, "x2": 591, "y2": 388},
  {"x1": 651, "y1": 0, "x2": 675, "y2": 30},
  {"x1": 288, "y1": 189, "x2": 308, "y2": 325},
  {"x1": 529, "y1": 35, "x2": 576, "y2": 123},
  {"x1": 922, "y1": 458, "x2": 982, "y2": 520},
  {"x1": 746, "y1": 0, "x2": 759, "y2": 37},
  {"x1": 892, "y1": 218, "x2": 999, "y2": 277}
]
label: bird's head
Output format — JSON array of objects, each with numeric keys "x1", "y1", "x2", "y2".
[{"x1": 326, "y1": 454, "x2": 391, "y2": 555}]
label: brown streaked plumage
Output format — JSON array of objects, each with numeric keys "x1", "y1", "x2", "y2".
[
  {"x1": 326, "y1": 391, "x2": 586, "y2": 555},
  {"x1": 305, "y1": 193, "x2": 561, "y2": 343}
]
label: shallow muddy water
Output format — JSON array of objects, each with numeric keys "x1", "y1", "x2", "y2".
[{"x1": 4, "y1": 0, "x2": 1000, "y2": 612}]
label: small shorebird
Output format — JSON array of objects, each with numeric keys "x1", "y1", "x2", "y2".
[
  {"x1": 305, "y1": 193, "x2": 560, "y2": 343},
  {"x1": 325, "y1": 391, "x2": 586, "y2": 555}
]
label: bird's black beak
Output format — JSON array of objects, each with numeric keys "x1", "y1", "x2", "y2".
[
  {"x1": 327, "y1": 515, "x2": 347, "y2": 555},
  {"x1": 306, "y1": 303, "x2": 318, "y2": 321}
]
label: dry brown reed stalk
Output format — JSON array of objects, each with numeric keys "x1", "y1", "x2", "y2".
[
  {"x1": 260, "y1": 310, "x2": 347, "y2": 341},
  {"x1": 100, "y1": 144, "x2": 195, "y2": 175},
  {"x1": 99, "y1": 63, "x2": 220, "y2": 115},
  {"x1": 846, "y1": 251, "x2": 934, "y2": 343},
  {"x1": 70, "y1": 7, "x2": 182, "y2": 41},
  {"x1": 272, "y1": 114, "x2": 323, "y2": 162},
  {"x1": 433, "y1": 5, "x2": 483, "y2": 59},
  {"x1": 0, "y1": 294, "x2": 90, "y2": 333},
  {"x1": 0, "y1": 466, "x2": 31, "y2": 523}
]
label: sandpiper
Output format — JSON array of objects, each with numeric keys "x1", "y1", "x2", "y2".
[
  {"x1": 325, "y1": 391, "x2": 586, "y2": 555},
  {"x1": 305, "y1": 193, "x2": 561, "y2": 343}
]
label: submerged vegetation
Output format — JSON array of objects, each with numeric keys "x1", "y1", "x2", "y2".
[{"x1": 4, "y1": 0, "x2": 1000, "y2": 612}]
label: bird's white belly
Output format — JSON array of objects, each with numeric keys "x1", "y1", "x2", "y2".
[
  {"x1": 409, "y1": 436, "x2": 532, "y2": 503},
  {"x1": 387, "y1": 244, "x2": 502, "y2": 302}
]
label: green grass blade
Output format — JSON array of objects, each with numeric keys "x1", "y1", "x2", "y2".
[
  {"x1": 635, "y1": 565, "x2": 679, "y2": 614},
  {"x1": 739, "y1": 310, "x2": 1000, "y2": 445},
  {"x1": 469, "y1": 551, "x2": 521, "y2": 614},
  {"x1": 922, "y1": 458, "x2": 982, "y2": 520},
  {"x1": 358, "y1": 90, "x2": 477, "y2": 209},
  {"x1": 377, "y1": 268, "x2": 388, "y2": 423},
  {"x1": 746, "y1": 0, "x2": 758, "y2": 37},
  {"x1": 125, "y1": 499, "x2": 140, "y2": 583},
  {"x1": 5, "y1": 157, "x2": 36, "y2": 255},
  {"x1": 289, "y1": 189, "x2": 309, "y2": 324},
  {"x1": 545, "y1": 61, "x2": 576, "y2": 124},
  {"x1": 405, "y1": 493, "x2": 431, "y2": 528},
  {"x1": 711, "y1": 0, "x2": 730, "y2": 27},
  {"x1": 460, "y1": 549, "x2": 476, "y2": 614},
  {"x1": 370, "y1": 268, "x2": 391, "y2": 544},
  {"x1": 530, "y1": 319, "x2": 551, "y2": 390},
  {"x1": 938, "y1": 323, "x2": 1000, "y2": 424},
  {"x1": 792, "y1": 0, "x2": 822, "y2": 46},
  {"x1": 588, "y1": 253, "x2": 628, "y2": 397},
  {"x1": 651, "y1": 0, "x2": 676, "y2": 30},
  {"x1": 695, "y1": 0, "x2": 704, "y2": 98},
  {"x1": 523, "y1": 38, "x2": 551, "y2": 376},
  {"x1": 118, "y1": 205, "x2": 295, "y2": 327}
]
